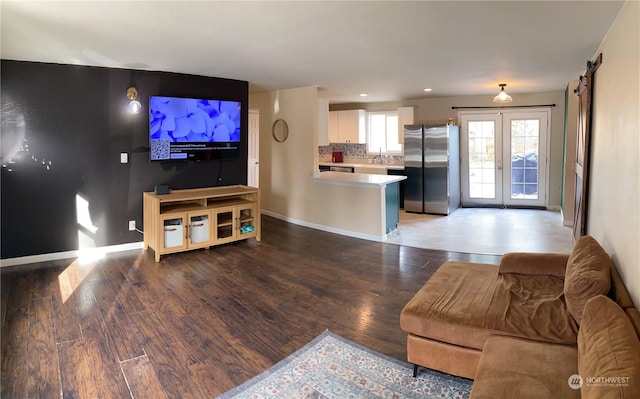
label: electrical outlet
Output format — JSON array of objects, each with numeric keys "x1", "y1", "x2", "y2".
[{"x1": 128, "y1": 220, "x2": 136, "y2": 231}]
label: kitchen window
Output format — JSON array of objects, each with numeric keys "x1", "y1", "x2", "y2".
[{"x1": 366, "y1": 111, "x2": 402, "y2": 154}]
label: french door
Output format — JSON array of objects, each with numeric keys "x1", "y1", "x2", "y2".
[{"x1": 460, "y1": 109, "x2": 549, "y2": 208}]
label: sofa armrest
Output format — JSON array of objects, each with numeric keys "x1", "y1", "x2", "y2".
[{"x1": 499, "y1": 253, "x2": 569, "y2": 277}]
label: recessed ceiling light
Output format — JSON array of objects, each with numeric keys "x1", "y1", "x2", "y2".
[
  {"x1": 359, "y1": 93, "x2": 368, "y2": 97},
  {"x1": 424, "y1": 88, "x2": 432, "y2": 92}
]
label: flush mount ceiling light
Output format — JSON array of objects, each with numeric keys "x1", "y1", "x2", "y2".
[
  {"x1": 493, "y1": 83, "x2": 513, "y2": 103},
  {"x1": 126, "y1": 87, "x2": 142, "y2": 114},
  {"x1": 423, "y1": 88, "x2": 432, "y2": 92},
  {"x1": 359, "y1": 93, "x2": 368, "y2": 97}
]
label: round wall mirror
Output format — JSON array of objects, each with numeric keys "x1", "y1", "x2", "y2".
[{"x1": 272, "y1": 119, "x2": 289, "y2": 142}]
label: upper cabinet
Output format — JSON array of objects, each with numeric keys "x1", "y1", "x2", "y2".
[
  {"x1": 328, "y1": 110, "x2": 339, "y2": 143},
  {"x1": 397, "y1": 106, "x2": 415, "y2": 144},
  {"x1": 328, "y1": 109, "x2": 366, "y2": 144}
]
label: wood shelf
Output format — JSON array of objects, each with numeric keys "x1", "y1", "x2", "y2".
[{"x1": 144, "y1": 185, "x2": 260, "y2": 262}]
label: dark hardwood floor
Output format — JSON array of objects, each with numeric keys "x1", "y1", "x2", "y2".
[{"x1": 1, "y1": 215, "x2": 500, "y2": 398}]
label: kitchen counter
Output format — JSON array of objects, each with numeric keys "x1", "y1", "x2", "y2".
[
  {"x1": 313, "y1": 171, "x2": 406, "y2": 187},
  {"x1": 319, "y1": 161, "x2": 404, "y2": 170},
  {"x1": 311, "y1": 171, "x2": 405, "y2": 236}
]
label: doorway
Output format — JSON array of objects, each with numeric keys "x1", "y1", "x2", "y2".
[{"x1": 459, "y1": 109, "x2": 549, "y2": 208}]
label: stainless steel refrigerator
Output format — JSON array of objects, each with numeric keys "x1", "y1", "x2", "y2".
[{"x1": 404, "y1": 124, "x2": 460, "y2": 215}]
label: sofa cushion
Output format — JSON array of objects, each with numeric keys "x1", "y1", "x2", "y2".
[
  {"x1": 401, "y1": 261, "x2": 579, "y2": 350},
  {"x1": 469, "y1": 335, "x2": 580, "y2": 399},
  {"x1": 400, "y1": 262, "x2": 501, "y2": 350},
  {"x1": 492, "y1": 273, "x2": 578, "y2": 344},
  {"x1": 499, "y1": 252, "x2": 569, "y2": 277},
  {"x1": 578, "y1": 295, "x2": 640, "y2": 399},
  {"x1": 564, "y1": 236, "x2": 612, "y2": 324}
]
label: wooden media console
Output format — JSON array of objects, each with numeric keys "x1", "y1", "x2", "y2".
[{"x1": 143, "y1": 185, "x2": 260, "y2": 262}]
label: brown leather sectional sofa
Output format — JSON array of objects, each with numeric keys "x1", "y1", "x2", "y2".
[{"x1": 400, "y1": 236, "x2": 640, "y2": 398}]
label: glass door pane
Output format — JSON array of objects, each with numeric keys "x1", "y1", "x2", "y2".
[
  {"x1": 215, "y1": 209, "x2": 235, "y2": 241},
  {"x1": 503, "y1": 111, "x2": 548, "y2": 208},
  {"x1": 237, "y1": 206, "x2": 257, "y2": 237},
  {"x1": 460, "y1": 113, "x2": 503, "y2": 206},
  {"x1": 163, "y1": 217, "x2": 184, "y2": 248},
  {"x1": 509, "y1": 119, "x2": 540, "y2": 199},
  {"x1": 189, "y1": 214, "x2": 209, "y2": 244},
  {"x1": 468, "y1": 121, "x2": 496, "y2": 199}
]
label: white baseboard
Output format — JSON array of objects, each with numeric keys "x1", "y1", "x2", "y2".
[
  {"x1": 261, "y1": 210, "x2": 387, "y2": 242},
  {"x1": 2, "y1": 212, "x2": 388, "y2": 268},
  {"x1": 0, "y1": 242, "x2": 144, "y2": 268}
]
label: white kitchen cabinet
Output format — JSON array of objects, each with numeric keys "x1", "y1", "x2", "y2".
[
  {"x1": 397, "y1": 106, "x2": 415, "y2": 144},
  {"x1": 328, "y1": 109, "x2": 365, "y2": 144},
  {"x1": 328, "y1": 110, "x2": 339, "y2": 143}
]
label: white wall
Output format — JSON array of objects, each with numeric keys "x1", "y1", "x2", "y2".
[
  {"x1": 249, "y1": 86, "x2": 384, "y2": 238},
  {"x1": 331, "y1": 91, "x2": 566, "y2": 208},
  {"x1": 587, "y1": 0, "x2": 640, "y2": 305},
  {"x1": 249, "y1": 86, "x2": 317, "y2": 218}
]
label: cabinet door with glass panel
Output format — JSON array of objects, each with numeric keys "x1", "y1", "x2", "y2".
[
  {"x1": 160, "y1": 210, "x2": 212, "y2": 252},
  {"x1": 186, "y1": 211, "x2": 211, "y2": 249},
  {"x1": 236, "y1": 204, "x2": 258, "y2": 239},
  {"x1": 212, "y1": 204, "x2": 258, "y2": 244},
  {"x1": 160, "y1": 211, "x2": 211, "y2": 253},
  {"x1": 213, "y1": 206, "x2": 238, "y2": 244},
  {"x1": 160, "y1": 214, "x2": 188, "y2": 252}
]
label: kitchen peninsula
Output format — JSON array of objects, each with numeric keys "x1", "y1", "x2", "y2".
[
  {"x1": 312, "y1": 171, "x2": 406, "y2": 237},
  {"x1": 318, "y1": 161, "x2": 404, "y2": 174}
]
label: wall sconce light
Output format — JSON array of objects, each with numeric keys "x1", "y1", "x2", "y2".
[
  {"x1": 126, "y1": 87, "x2": 142, "y2": 114},
  {"x1": 493, "y1": 83, "x2": 513, "y2": 103}
]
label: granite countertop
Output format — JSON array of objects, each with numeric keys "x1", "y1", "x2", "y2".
[{"x1": 312, "y1": 171, "x2": 407, "y2": 187}]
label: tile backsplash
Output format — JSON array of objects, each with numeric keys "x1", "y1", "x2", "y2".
[{"x1": 318, "y1": 143, "x2": 403, "y2": 163}]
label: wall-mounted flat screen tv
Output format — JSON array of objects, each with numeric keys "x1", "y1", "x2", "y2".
[{"x1": 149, "y1": 96, "x2": 241, "y2": 161}]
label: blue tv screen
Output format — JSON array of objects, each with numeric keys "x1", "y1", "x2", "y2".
[{"x1": 149, "y1": 96, "x2": 241, "y2": 161}]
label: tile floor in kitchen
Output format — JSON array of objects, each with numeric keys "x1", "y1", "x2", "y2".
[{"x1": 385, "y1": 207, "x2": 575, "y2": 255}]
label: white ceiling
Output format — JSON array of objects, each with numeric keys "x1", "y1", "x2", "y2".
[{"x1": 1, "y1": 1, "x2": 624, "y2": 104}]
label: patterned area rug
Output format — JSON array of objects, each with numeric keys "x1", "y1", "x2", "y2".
[{"x1": 217, "y1": 330, "x2": 472, "y2": 399}]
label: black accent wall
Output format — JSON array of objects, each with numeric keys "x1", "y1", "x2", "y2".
[{"x1": 1, "y1": 60, "x2": 249, "y2": 259}]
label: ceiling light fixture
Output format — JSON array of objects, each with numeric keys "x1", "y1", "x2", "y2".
[
  {"x1": 359, "y1": 93, "x2": 368, "y2": 97},
  {"x1": 493, "y1": 83, "x2": 513, "y2": 103},
  {"x1": 423, "y1": 88, "x2": 432, "y2": 92},
  {"x1": 127, "y1": 87, "x2": 142, "y2": 114}
]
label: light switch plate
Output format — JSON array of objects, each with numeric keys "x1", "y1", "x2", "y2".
[{"x1": 120, "y1": 152, "x2": 128, "y2": 163}]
